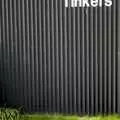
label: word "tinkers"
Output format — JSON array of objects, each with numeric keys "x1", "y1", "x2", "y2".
[{"x1": 65, "y1": 0, "x2": 112, "y2": 7}]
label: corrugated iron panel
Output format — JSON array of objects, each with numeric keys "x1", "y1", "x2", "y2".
[{"x1": 0, "y1": 0, "x2": 119, "y2": 115}]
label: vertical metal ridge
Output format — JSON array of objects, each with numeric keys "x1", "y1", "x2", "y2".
[
  {"x1": 13, "y1": 0, "x2": 19, "y2": 105},
  {"x1": 63, "y1": 4, "x2": 68, "y2": 113},
  {"x1": 1, "y1": 0, "x2": 6, "y2": 104},
  {"x1": 55, "y1": 0, "x2": 60, "y2": 112},
  {"x1": 0, "y1": 0, "x2": 2, "y2": 104},
  {"x1": 9, "y1": 0, "x2": 14, "y2": 104},
  {"x1": 112, "y1": 0, "x2": 117, "y2": 113},
  {"x1": 59, "y1": 0, "x2": 64, "y2": 112},
  {"x1": 30, "y1": 0, "x2": 35, "y2": 111},
  {"x1": 103, "y1": 5, "x2": 107, "y2": 113},
  {"x1": 107, "y1": 6, "x2": 112, "y2": 113},
  {"x1": 85, "y1": 8, "x2": 90, "y2": 114},
  {"x1": 89, "y1": 7, "x2": 94, "y2": 114},
  {"x1": 38, "y1": 0, "x2": 43, "y2": 112},
  {"x1": 68, "y1": 5, "x2": 72, "y2": 113},
  {"x1": 81, "y1": 7, "x2": 85, "y2": 114},
  {"x1": 50, "y1": 0, "x2": 55, "y2": 113},
  {"x1": 42, "y1": 0, "x2": 47, "y2": 112},
  {"x1": 34, "y1": 0, "x2": 39, "y2": 111},
  {"x1": 23, "y1": 0, "x2": 27, "y2": 108},
  {"x1": 98, "y1": 7, "x2": 103, "y2": 113},
  {"x1": 72, "y1": 6, "x2": 77, "y2": 113},
  {"x1": 94, "y1": 7, "x2": 98, "y2": 114},
  {"x1": 26, "y1": 0, "x2": 32, "y2": 111},
  {"x1": 1, "y1": 0, "x2": 5, "y2": 103},
  {"x1": 46, "y1": 0, "x2": 51, "y2": 112},
  {"x1": 17, "y1": 0, "x2": 23, "y2": 105},
  {"x1": 77, "y1": 6, "x2": 81, "y2": 114},
  {"x1": 6, "y1": 0, "x2": 12, "y2": 103},
  {"x1": 21, "y1": 0, "x2": 27, "y2": 108},
  {"x1": 117, "y1": 0, "x2": 120, "y2": 114},
  {"x1": 0, "y1": 2, "x2": 1, "y2": 48}
]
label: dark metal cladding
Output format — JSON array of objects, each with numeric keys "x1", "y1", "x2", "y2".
[{"x1": 0, "y1": 0, "x2": 119, "y2": 115}]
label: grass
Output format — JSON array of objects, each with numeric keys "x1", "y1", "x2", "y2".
[
  {"x1": 24, "y1": 114, "x2": 120, "y2": 120},
  {"x1": 24, "y1": 114, "x2": 78, "y2": 120},
  {"x1": 0, "y1": 108, "x2": 120, "y2": 120}
]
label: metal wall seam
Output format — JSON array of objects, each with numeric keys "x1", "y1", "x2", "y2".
[
  {"x1": 34, "y1": 0, "x2": 39, "y2": 111},
  {"x1": 1, "y1": 0, "x2": 6, "y2": 105},
  {"x1": 81, "y1": 7, "x2": 85, "y2": 114},
  {"x1": 68, "y1": 5, "x2": 72, "y2": 113},
  {"x1": 95, "y1": 7, "x2": 98, "y2": 114},
  {"x1": 72, "y1": 5, "x2": 77, "y2": 114},
  {"x1": 113, "y1": 0, "x2": 117, "y2": 113},
  {"x1": 42, "y1": 0, "x2": 47, "y2": 112},
  {"x1": 38, "y1": 0, "x2": 43, "y2": 112},
  {"x1": 17, "y1": 0, "x2": 23, "y2": 106},
  {"x1": 98, "y1": 6, "x2": 103, "y2": 113},
  {"x1": 103, "y1": 5, "x2": 107, "y2": 113},
  {"x1": 0, "y1": 0, "x2": 2, "y2": 104},
  {"x1": 13, "y1": 0, "x2": 19, "y2": 106},
  {"x1": 46, "y1": 0, "x2": 51, "y2": 113},
  {"x1": 108, "y1": 5, "x2": 112, "y2": 113},
  {"x1": 118, "y1": 0, "x2": 120, "y2": 114},
  {"x1": 89, "y1": 7, "x2": 94, "y2": 114},
  {"x1": 55, "y1": 0, "x2": 60, "y2": 112},
  {"x1": 85, "y1": 7, "x2": 90, "y2": 114},
  {"x1": 25, "y1": 0, "x2": 32, "y2": 111},
  {"x1": 50, "y1": 0, "x2": 56, "y2": 113},
  {"x1": 21, "y1": 0, "x2": 27, "y2": 109},
  {"x1": 77, "y1": 6, "x2": 81, "y2": 114},
  {"x1": 5, "y1": 0, "x2": 12, "y2": 104},
  {"x1": 59, "y1": 0, "x2": 64, "y2": 113},
  {"x1": 10, "y1": 0, "x2": 14, "y2": 104},
  {"x1": 63, "y1": 3, "x2": 68, "y2": 114}
]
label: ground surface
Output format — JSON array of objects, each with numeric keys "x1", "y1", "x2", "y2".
[
  {"x1": 23, "y1": 114, "x2": 120, "y2": 120},
  {"x1": 0, "y1": 108, "x2": 120, "y2": 120}
]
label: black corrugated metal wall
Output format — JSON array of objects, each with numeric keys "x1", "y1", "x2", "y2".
[{"x1": 0, "y1": 0, "x2": 119, "y2": 115}]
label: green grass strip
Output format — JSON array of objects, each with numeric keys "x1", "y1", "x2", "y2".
[
  {"x1": 0, "y1": 108, "x2": 120, "y2": 120},
  {"x1": 23, "y1": 114, "x2": 120, "y2": 120}
]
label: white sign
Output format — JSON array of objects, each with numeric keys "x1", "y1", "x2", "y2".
[{"x1": 65, "y1": 0, "x2": 112, "y2": 7}]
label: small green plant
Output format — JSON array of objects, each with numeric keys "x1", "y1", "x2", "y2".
[{"x1": 0, "y1": 107, "x2": 24, "y2": 120}]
